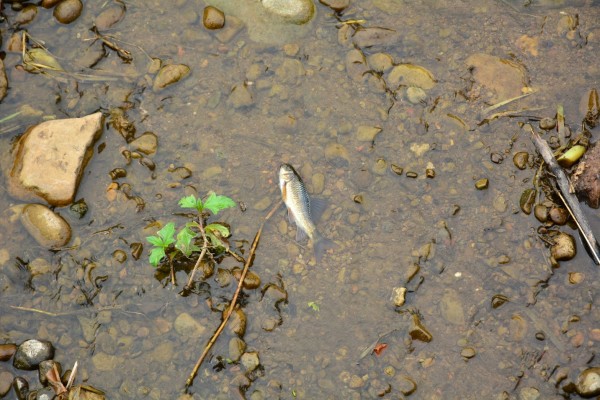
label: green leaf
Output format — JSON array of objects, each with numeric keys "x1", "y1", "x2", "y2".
[
  {"x1": 157, "y1": 222, "x2": 176, "y2": 246},
  {"x1": 205, "y1": 223, "x2": 230, "y2": 238},
  {"x1": 179, "y1": 195, "x2": 203, "y2": 212},
  {"x1": 146, "y1": 235, "x2": 164, "y2": 247},
  {"x1": 149, "y1": 247, "x2": 166, "y2": 267},
  {"x1": 175, "y1": 226, "x2": 198, "y2": 257},
  {"x1": 203, "y1": 192, "x2": 236, "y2": 215},
  {"x1": 307, "y1": 301, "x2": 320, "y2": 312},
  {"x1": 206, "y1": 232, "x2": 225, "y2": 249}
]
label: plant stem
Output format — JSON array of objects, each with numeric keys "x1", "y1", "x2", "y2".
[
  {"x1": 185, "y1": 200, "x2": 282, "y2": 388},
  {"x1": 185, "y1": 216, "x2": 210, "y2": 289}
]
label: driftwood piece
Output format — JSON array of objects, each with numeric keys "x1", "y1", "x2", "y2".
[{"x1": 527, "y1": 124, "x2": 600, "y2": 265}]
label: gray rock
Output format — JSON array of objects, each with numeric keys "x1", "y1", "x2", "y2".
[
  {"x1": 241, "y1": 351, "x2": 260, "y2": 372},
  {"x1": 35, "y1": 386, "x2": 56, "y2": 400},
  {"x1": 7, "y1": 112, "x2": 103, "y2": 206},
  {"x1": 228, "y1": 84, "x2": 254, "y2": 109},
  {"x1": 229, "y1": 337, "x2": 246, "y2": 362},
  {"x1": 20, "y1": 204, "x2": 71, "y2": 249},
  {"x1": 13, "y1": 340, "x2": 54, "y2": 370},
  {"x1": 174, "y1": 313, "x2": 206, "y2": 338},
  {"x1": 439, "y1": 289, "x2": 466, "y2": 325},
  {"x1": 577, "y1": 367, "x2": 600, "y2": 397},
  {"x1": 129, "y1": 132, "x2": 158, "y2": 155}
]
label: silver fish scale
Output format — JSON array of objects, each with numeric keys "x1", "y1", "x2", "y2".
[{"x1": 286, "y1": 176, "x2": 316, "y2": 238}]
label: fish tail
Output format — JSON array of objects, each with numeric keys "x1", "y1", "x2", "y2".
[{"x1": 313, "y1": 233, "x2": 337, "y2": 263}]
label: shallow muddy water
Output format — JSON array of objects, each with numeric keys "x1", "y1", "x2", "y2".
[{"x1": 1, "y1": 0, "x2": 599, "y2": 399}]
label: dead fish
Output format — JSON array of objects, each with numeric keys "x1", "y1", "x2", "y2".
[{"x1": 278, "y1": 163, "x2": 336, "y2": 262}]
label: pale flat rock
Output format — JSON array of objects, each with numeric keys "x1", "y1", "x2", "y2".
[
  {"x1": 465, "y1": 53, "x2": 529, "y2": 103},
  {"x1": 7, "y1": 112, "x2": 103, "y2": 206}
]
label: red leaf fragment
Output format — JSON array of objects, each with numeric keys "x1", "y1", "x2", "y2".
[{"x1": 373, "y1": 343, "x2": 387, "y2": 356}]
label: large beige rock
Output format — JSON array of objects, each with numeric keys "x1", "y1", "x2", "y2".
[{"x1": 7, "y1": 112, "x2": 103, "y2": 206}]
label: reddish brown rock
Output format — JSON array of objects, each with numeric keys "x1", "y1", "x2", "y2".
[
  {"x1": 573, "y1": 141, "x2": 600, "y2": 208},
  {"x1": 7, "y1": 112, "x2": 103, "y2": 206}
]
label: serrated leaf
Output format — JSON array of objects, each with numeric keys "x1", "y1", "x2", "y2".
[
  {"x1": 175, "y1": 226, "x2": 197, "y2": 257},
  {"x1": 179, "y1": 195, "x2": 203, "y2": 211},
  {"x1": 149, "y1": 247, "x2": 166, "y2": 267},
  {"x1": 146, "y1": 235, "x2": 164, "y2": 247},
  {"x1": 206, "y1": 232, "x2": 225, "y2": 249},
  {"x1": 203, "y1": 193, "x2": 236, "y2": 215},
  {"x1": 157, "y1": 222, "x2": 176, "y2": 246},
  {"x1": 205, "y1": 223, "x2": 230, "y2": 238}
]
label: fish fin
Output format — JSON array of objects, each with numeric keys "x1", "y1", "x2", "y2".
[
  {"x1": 287, "y1": 207, "x2": 296, "y2": 225},
  {"x1": 313, "y1": 235, "x2": 337, "y2": 263},
  {"x1": 309, "y1": 197, "x2": 328, "y2": 222},
  {"x1": 295, "y1": 227, "x2": 308, "y2": 242}
]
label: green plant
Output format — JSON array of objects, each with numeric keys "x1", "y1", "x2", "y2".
[
  {"x1": 307, "y1": 301, "x2": 320, "y2": 312},
  {"x1": 146, "y1": 193, "x2": 236, "y2": 268}
]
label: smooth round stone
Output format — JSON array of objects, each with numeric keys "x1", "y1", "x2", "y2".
[
  {"x1": 153, "y1": 64, "x2": 190, "y2": 92},
  {"x1": 12, "y1": 376, "x2": 29, "y2": 399},
  {"x1": 461, "y1": 347, "x2": 476, "y2": 359},
  {"x1": 94, "y1": 5, "x2": 125, "y2": 30},
  {"x1": 261, "y1": 0, "x2": 315, "y2": 24},
  {"x1": 129, "y1": 132, "x2": 158, "y2": 155},
  {"x1": 0, "y1": 371, "x2": 13, "y2": 397},
  {"x1": 367, "y1": 53, "x2": 393, "y2": 73},
  {"x1": 577, "y1": 367, "x2": 600, "y2": 397},
  {"x1": 539, "y1": 117, "x2": 556, "y2": 130},
  {"x1": 0, "y1": 343, "x2": 17, "y2": 361},
  {"x1": 203, "y1": 6, "x2": 225, "y2": 30},
  {"x1": 240, "y1": 352, "x2": 260, "y2": 372},
  {"x1": 13, "y1": 339, "x2": 55, "y2": 370},
  {"x1": 20, "y1": 204, "x2": 71, "y2": 249},
  {"x1": 53, "y1": 0, "x2": 83, "y2": 24},
  {"x1": 228, "y1": 337, "x2": 246, "y2": 362},
  {"x1": 15, "y1": 5, "x2": 38, "y2": 25}
]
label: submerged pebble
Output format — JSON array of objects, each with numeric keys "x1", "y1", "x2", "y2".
[
  {"x1": 576, "y1": 367, "x2": 600, "y2": 397},
  {"x1": 203, "y1": 6, "x2": 225, "y2": 30},
  {"x1": 53, "y1": 0, "x2": 83, "y2": 24},
  {"x1": 20, "y1": 204, "x2": 71, "y2": 249},
  {"x1": 550, "y1": 231, "x2": 576, "y2": 261}
]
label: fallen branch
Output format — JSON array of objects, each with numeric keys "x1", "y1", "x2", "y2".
[
  {"x1": 185, "y1": 200, "x2": 283, "y2": 388},
  {"x1": 526, "y1": 124, "x2": 600, "y2": 264}
]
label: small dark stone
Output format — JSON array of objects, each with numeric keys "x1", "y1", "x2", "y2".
[
  {"x1": 491, "y1": 294, "x2": 509, "y2": 309},
  {"x1": 490, "y1": 152, "x2": 504, "y2": 164},
  {"x1": 69, "y1": 198, "x2": 88, "y2": 219},
  {"x1": 13, "y1": 340, "x2": 54, "y2": 371},
  {"x1": 406, "y1": 171, "x2": 418, "y2": 179},
  {"x1": 38, "y1": 360, "x2": 61, "y2": 386},
  {"x1": 203, "y1": 6, "x2": 225, "y2": 30},
  {"x1": 539, "y1": 117, "x2": 556, "y2": 130},
  {"x1": 53, "y1": 0, "x2": 83, "y2": 24},
  {"x1": 109, "y1": 168, "x2": 127, "y2": 180},
  {"x1": 130, "y1": 242, "x2": 143, "y2": 260},
  {"x1": 535, "y1": 331, "x2": 546, "y2": 341},
  {"x1": 12, "y1": 376, "x2": 29, "y2": 400},
  {"x1": 0, "y1": 343, "x2": 17, "y2": 361}
]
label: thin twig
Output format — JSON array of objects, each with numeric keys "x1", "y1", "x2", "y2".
[
  {"x1": 526, "y1": 124, "x2": 600, "y2": 264},
  {"x1": 185, "y1": 200, "x2": 283, "y2": 388}
]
